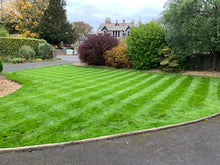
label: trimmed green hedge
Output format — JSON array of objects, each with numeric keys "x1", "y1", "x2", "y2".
[{"x1": 0, "y1": 37, "x2": 46, "y2": 58}]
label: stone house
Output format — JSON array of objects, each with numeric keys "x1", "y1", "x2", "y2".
[{"x1": 97, "y1": 18, "x2": 134, "y2": 39}]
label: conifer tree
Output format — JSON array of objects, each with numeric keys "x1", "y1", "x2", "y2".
[{"x1": 39, "y1": 0, "x2": 76, "y2": 45}]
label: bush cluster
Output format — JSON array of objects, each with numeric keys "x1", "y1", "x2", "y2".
[
  {"x1": 127, "y1": 22, "x2": 166, "y2": 70},
  {"x1": 18, "y1": 45, "x2": 35, "y2": 60},
  {"x1": 0, "y1": 25, "x2": 9, "y2": 37},
  {"x1": 38, "y1": 43, "x2": 53, "y2": 59},
  {"x1": 0, "y1": 58, "x2": 3, "y2": 72},
  {"x1": 78, "y1": 34, "x2": 118, "y2": 65},
  {"x1": 9, "y1": 58, "x2": 26, "y2": 64},
  {"x1": 160, "y1": 47, "x2": 179, "y2": 72},
  {"x1": 0, "y1": 37, "x2": 46, "y2": 59},
  {"x1": 104, "y1": 42, "x2": 132, "y2": 68},
  {"x1": 78, "y1": 22, "x2": 179, "y2": 72}
]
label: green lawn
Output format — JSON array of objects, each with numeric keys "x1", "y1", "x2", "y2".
[{"x1": 1, "y1": 65, "x2": 220, "y2": 148}]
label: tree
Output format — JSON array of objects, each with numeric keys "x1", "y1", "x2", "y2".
[
  {"x1": 2, "y1": 0, "x2": 49, "y2": 37},
  {"x1": 127, "y1": 22, "x2": 165, "y2": 70},
  {"x1": 72, "y1": 21, "x2": 93, "y2": 39},
  {"x1": 163, "y1": 0, "x2": 220, "y2": 71},
  {"x1": 39, "y1": 0, "x2": 76, "y2": 45}
]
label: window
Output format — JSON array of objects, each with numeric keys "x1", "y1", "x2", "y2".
[{"x1": 127, "y1": 31, "x2": 130, "y2": 36}]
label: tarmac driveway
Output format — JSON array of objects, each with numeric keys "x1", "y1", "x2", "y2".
[
  {"x1": 3, "y1": 55, "x2": 80, "y2": 73},
  {"x1": 0, "y1": 116, "x2": 219, "y2": 165}
]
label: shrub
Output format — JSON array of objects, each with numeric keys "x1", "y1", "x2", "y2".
[
  {"x1": 0, "y1": 58, "x2": 3, "y2": 72},
  {"x1": 127, "y1": 22, "x2": 166, "y2": 70},
  {"x1": 18, "y1": 45, "x2": 35, "y2": 60},
  {"x1": 38, "y1": 43, "x2": 53, "y2": 59},
  {"x1": 0, "y1": 37, "x2": 46, "y2": 59},
  {"x1": 160, "y1": 46, "x2": 179, "y2": 72},
  {"x1": 104, "y1": 42, "x2": 132, "y2": 68},
  {"x1": 0, "y1": 25, "x2": 9, "y2": 37},
  {"x1": 9, "y1": 58, "x2": 25, "y2": 64},
  {"x1": 78, "y1": 34, "x2": 118, "y2": 65}
]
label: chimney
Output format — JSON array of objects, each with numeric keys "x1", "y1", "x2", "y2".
[
  {"x1": 105, "y1": 17, "x2": 111, "y2": 24},
  {"x1": 131, "y1": 19, "x2": 134, "y2": 26},
  {"x1": 115, "y1": 20, "x2": 119, "y2": 26}
]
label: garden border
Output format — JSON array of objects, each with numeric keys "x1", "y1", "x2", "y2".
[{"x1": 0, "y1": 112, "x2": 220, "y2": 153}]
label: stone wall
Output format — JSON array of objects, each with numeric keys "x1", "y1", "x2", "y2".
[{"x1": 53, "y1": 49, "x2": 66, "y2": 57}]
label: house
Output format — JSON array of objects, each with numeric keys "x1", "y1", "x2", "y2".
[{"x1": 97, "y1": 18, "x2": 134, "y2": 39}]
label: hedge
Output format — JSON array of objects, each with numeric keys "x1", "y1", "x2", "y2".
[{"x1": 0, "y1": 37, "x2": 46, "y2": 58}]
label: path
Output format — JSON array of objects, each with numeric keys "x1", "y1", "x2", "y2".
[
  {"x1": 2, "y1": 55, "x2": 80, "y2": 72},
  {"x1": 0, "y1": 116, "x2": 219, "y2": 165}
]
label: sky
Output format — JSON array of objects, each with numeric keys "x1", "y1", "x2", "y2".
[{"x1": 66, "y1": 0, "x2": 167, "y2": 32}]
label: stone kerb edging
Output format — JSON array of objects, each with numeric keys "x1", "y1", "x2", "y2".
[{"x1": 0, "y1": 112, "x2": 220, "y2": 153}]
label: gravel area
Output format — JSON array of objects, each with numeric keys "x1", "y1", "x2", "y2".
[{"x1": 0, "y1": 75, "x2": 22, "y2": 98}]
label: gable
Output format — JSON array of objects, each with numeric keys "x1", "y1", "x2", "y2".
[
  {"x1": 101, "y1": 26, "x2": 108, "y2": 32},
  {"x1": 125, "y1": 26, "x2": 130, "y2": 32}
]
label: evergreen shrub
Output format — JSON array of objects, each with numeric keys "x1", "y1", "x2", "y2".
[
  {"x1": 9, "y1": 58, "x2": 25, "y2": 64},
  {"x1": 38, "y1": 43, "x2": 53, "y2": 59},
  {"x1": 18, "y1": 45, "x2": 35, "y2": 60},
  {"x1": 105, "y1": 42, "x2": 132, "y2": 68},
  {"x1": 79, "y1": 34, "x2": 118, "y2": 65},
  {"x1": 160, "y1": 46, "x2": 179, "y2": 72},
  {"x1": 127, "y1": 22, "x2": 165, "y2": 70},
  {"x1": 0, "y1": 25, "x2": 9, "y2": 37}
]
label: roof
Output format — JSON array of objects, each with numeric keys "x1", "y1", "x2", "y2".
[{"x1": 97, "y1": 23, "x2": 132, "y2": 32}]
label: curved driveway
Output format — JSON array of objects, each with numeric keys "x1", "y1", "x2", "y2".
[{"x1": 0, "y1": 116, "x2": 220, "y2": 165}]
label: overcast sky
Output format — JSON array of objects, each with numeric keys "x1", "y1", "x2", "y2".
[{"x1": 66, "y1": 0, "x2": 167, "y2": 32}]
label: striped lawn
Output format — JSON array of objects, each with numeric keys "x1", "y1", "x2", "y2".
[{"x1": 0, "y1": 64, "x2": 220, "y2": 148}]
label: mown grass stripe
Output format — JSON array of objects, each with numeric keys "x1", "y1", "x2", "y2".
[
  {"x1": 144, "y1": 76, "x2": 193, "y2": 119},
  {"x1": 218, "y1": 81, "x2": 220, "y2": 100},
  {"x1": 12, "y1": 68, "x2": 131, "y2": 103},
  {"x1": 0, "y1": 70, "x2": 140, "y2": 129},
  {"x1": 196, "y1": 78, "x2": 220, "y2": 117},
  {"x1": 21, "y1": 74, "x2": 164, "y2": 138},
  {"x1": 130, "y1": 76, "x2": 187, "y2": 124},
  {"x1": 71, "y1": 75, "x2": 178, "y2": 133},
  {"x1": 187, "y1": 77, "x2": 210, "y2": 108}
]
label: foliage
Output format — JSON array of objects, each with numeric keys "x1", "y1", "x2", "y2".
[
  {"x1": 127, "y1": 22, "x2": 166, "y2": 70},
  {"x1": 18, "y1": 45, "x2": 36, "y2": 60},
  {"x1": 160, "y1": 46, "x2": 179, "y2": 72},
  {"x1": 0, "y1": 37, "x2": 46, "y2": 58},
  {"x1": 39, "y1": 0, "x2": 76, "y2": 44},
  {"x1": 38, "y1": 43, "x2": 53, "y2": 59},
  {"x1": 2, "y1": 0, "x2": 49, "y2": 38},
  {"x1": 104, "y1": 42, "x2": 132, "y2": 68},
  {"x1": 0, "y1": 58, "x2": 3, "y2": 72},
  {"x1": 72, "y1": 22, "x2": 93, "y2": 39},
  {"x1": 0, "y1": 25, "x2": 9, "y2": 37},
  {"x1": 163, "y1": 0, "x2": 220, "y2": 71},
  {"x1": 9, "y1": 57, "x2": 25, "y2": 64},
  {"x1": 79, "y1": 34, "x2": 119, "y2": 65}
]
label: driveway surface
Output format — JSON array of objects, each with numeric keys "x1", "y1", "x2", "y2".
[
  {"x1": 2, "y1": 55, "x2": 80, "y2": 72},
  {"x1": 0, "y1": 116, "x2": 219, "y2": 165}
]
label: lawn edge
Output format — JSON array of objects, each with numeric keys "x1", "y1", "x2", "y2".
[{"x1": 0, "y1": 112, "x2": 220, "y2": 153}]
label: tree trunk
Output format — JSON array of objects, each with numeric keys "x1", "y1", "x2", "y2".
[{"x1": 211, "y1": 53, "x2": 220, "y2": 71}]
